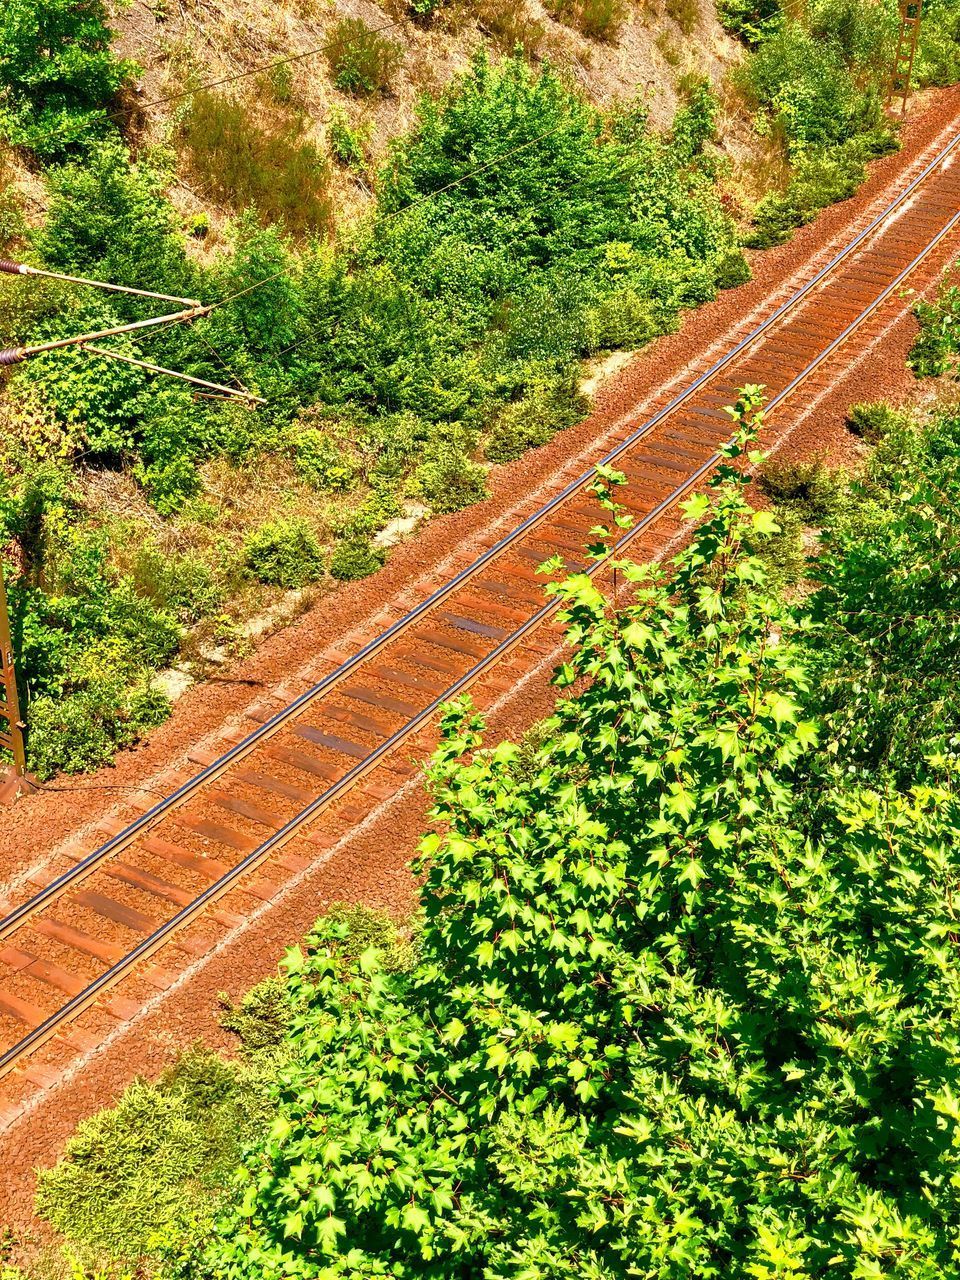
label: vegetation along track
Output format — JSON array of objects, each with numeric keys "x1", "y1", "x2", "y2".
[{"x1": 2, "y1": 126, "x2": 960, "y2": 1085}]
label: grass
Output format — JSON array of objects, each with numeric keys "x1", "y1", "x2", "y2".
[
  {"x1": 545, "y1": 0, "x2": 628, "y2": 42},
  {"x1": 179, "y1": 91, "x2": 332, "y2": 238}
]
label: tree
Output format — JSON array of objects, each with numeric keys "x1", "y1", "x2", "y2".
[{"x1": 0, "y1": 0, "x2": 137, "y2": 158}]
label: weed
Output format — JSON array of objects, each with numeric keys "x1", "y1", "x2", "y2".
[
  {"x1": 756, "y1": 456, "x2": 845, "y2": 523},
  {"x1": 327, "y1": 108, "x2": 370, "y2": 169},
  {"x1": 323, "y1": 17, "x2": 402, "y2": 95},
  {"x1": 220, "y1": 978, "x2": 292, "y2": 1053},
  {"x1": 34, "y1": 1048, "x2": 273, "y2": 1260}
]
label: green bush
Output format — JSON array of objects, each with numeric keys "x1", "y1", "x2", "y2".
[
  {"x1": 327, "y1": 108, "x2": 369, "y2": 169},
  {"x1": 33, "y1": 138, "x2": 194, "y2": 305},
  {"x1": 717, "y1": 0, "x2": 782, "y2": 40},
  {"x1": 244, "y1": 518, "x2": 325, "y2": 589},
  {"x1": 910, "y1": 282, "x2": 960, "y2": 378},
  {"x1": 290, "y1": 427, "x2": 360, "y2": 492},
  {"x1": 35, "y1": 1049, "x2": 272, "y2": 1260},
  {"x1": 328, "y1": 535, "x2": 386, "y2": 582},
  {"x1": 413, "y1": 431, "x2": 488, "y2": 513},
  {"x1": 219, "y1": 979, "x2": 293, "y2": 1054},
  {"x1": 26, "y1": 676, "x2": 169, "y2": 780},
  {"x1": 581, "y1": 287, "x2": 663, "y2": 352},
  {"x1": 323, "y1": 18, "x2": 402, "y2": 96},
  {"x1": 484, "y1": 373, "x2": 585, "y2": 464},
  {"x1": 197, "y1": 403, "x2": 960, "y2": 1278},
  {"x1": 671, "y1": 76, "x2": 717, "y2": 163},
  {"x1": 0, "y1": 0, "x2": 138, "y2": 157},
  {"x1": 180, "y1": 91, "x2": 333, "y2": 238},
  {"x1": 756, "y1": 455, "x2": 845, "y2": 522},
  {"x1": 714, "y1": 248, "x2": 752, "y2": 289},
  {"x1": 846, "y1": 400, "x2": 908, "y2": 444}
]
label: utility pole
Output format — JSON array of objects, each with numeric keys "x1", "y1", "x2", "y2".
[
  {"x1": 0, "y1": 565, "x2": 31, "y2": 802},
  {"x1": 888, "y1": 1, "x2": 923, "y2": 116}
]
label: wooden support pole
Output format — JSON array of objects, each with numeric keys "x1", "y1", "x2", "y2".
[{"x1": 0, "y1": 563, "x2": 27, "y2": 779}]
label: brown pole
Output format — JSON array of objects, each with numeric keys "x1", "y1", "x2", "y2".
[{"x1": 0, "y1": 564, "x2": 27, "y2": 777}]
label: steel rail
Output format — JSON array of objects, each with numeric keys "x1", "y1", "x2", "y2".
[
  {"x1": 2, "y1": 125, "x2": 958, "y2": 939},
  {"x1": 3, "y1": 126, "x2": 958, "y2": 951},
  {"x1": 1, "y1": 196, "x2": 959, "y2": 1079}
]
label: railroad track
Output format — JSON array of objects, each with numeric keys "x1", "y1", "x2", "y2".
[{"x1": 2, "y1": 127, "x2": 960, "y2": 1086}]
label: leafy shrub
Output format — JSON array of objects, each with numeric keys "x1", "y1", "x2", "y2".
[
  {"x1": 328, "y1": 535, "x2": 386, "y2": 581},
  {"x1": 244, "y1": 518, "x2": 325, "y2": 589},
  {"x1": 289, "y1": 428, "x2": 360, "y2": 492},
  {"x1": 33, "y1": 138, "x2": 194, "y2": 309},
  {"x1": 484, "y1": 373, "x2": 585, "y2": 464},
  {"x1": 717, "y1": 0, "x2": 781, "y2": 41},
  {"x1": 219, "y1": 979, "x2": 293, "y2": 1054},
  {"x1": 808, "y1": 403, "x2": 960, "y2": 778},
  {"x1": 323, "y1": 18, "x2": 402, "y2": 96},
  {"x1": 581, "y1": 288, "x2": 662, "y2": 353},
  {"x1": 846, "y1": 400, "x2": 907, "y2": 444},
  {"x1": 670, "y1": 76, "x2": 717, "y2": 163},
  {"x1": 26, "y1": 676, "x2": 169, "y2": 780},
  {"x1": 413, "y1": 431, "x2": 488, "y2": 512},
  {"x1": 199, "y1": 406, "x2": 960, "y2": 1277},
  {"x1": 910, "y1": 281, "x2": 960, "y2": 378},
  {"x1": 0, "y1": 0, "x2": 138, "y2": 157},
  {"x1": 756, "y1": 455, "x2": 845, "y2": 522},
  {"x1": 180, "y1": 91, "x2": 332, "y2": 238},
  {"x1": 327, "y1": 108, "x2": 369, "y2": 169},
  {"x1": 35, "y1": 1049, "x2": 272, "y2": 1260},
  {"x1": 128, "y1": 544, "x2": 222, "y2": 624},
  {"x1": 714, "y1": 248, "x2": 752, "y2": 288}
]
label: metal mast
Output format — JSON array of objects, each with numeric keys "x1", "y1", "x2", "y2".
[{"x1": 888, "y1": 1, "x2": 923, "y2": 115}]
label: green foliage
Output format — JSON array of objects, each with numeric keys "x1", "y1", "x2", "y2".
[
  {"x1": 756, "y1": 454, "x2": 846, "y2": 523},
  {"x1": 717, "y1": 0, "x2": 782, "y2": 40},
  {"x1": 328, "y1": 535, "x2": 385, "y2": 582},
  {"x1": 413, "y1": 430, "x2": 488, "y2": 512},
  {"x1": 219, "y1": 979, "x2": 293, "y2": 1054},
  {"x1": 0, "y1": 0, "x2": 137, "y2": 158},
  {"x1": 35, "y1": 1049, "x2": 273, "y2": 1261},
  {"x1": 485, "y1": 373, "x2": 584, "y2": 464},
  {"x1": 671, "y1": 76, "x2": 718, "y2": 164},
  {"x1": 714, "y1": 247, "x2": 752, "y2": 288},
  {"x1": 735, "y1": 6, "x2": 900, "y2": 248},
  {"x1": 846, "y1": 399, "x2": 908, "y2": 444},
  {"x1": 25, "y1": 675, "x2": 168, "y2": 779},
  {"x1": 327, "y1": 109, "x2": 369, "y2": 170},
  {"x1": 148, "y1": 394, "x2": 960, "y2": 1278},
  {"x1": 243, "y1": 518, "x2": 325, "y2": 589},
  {"x1": 323, "y1": 18, "x2": 402, "y2": 96},
  {"x1": 180, "y1": 92, "x2": 333, "y2": 239},
  {"x1": 32, "y1": 138, "x2": 194, "y2": 306},
  {"x1": 806, "y1": 404, "x2": 960, "y2": 780},
  {"x1": 910, "y1": 277, "x2": 960, "y2": 378}
]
